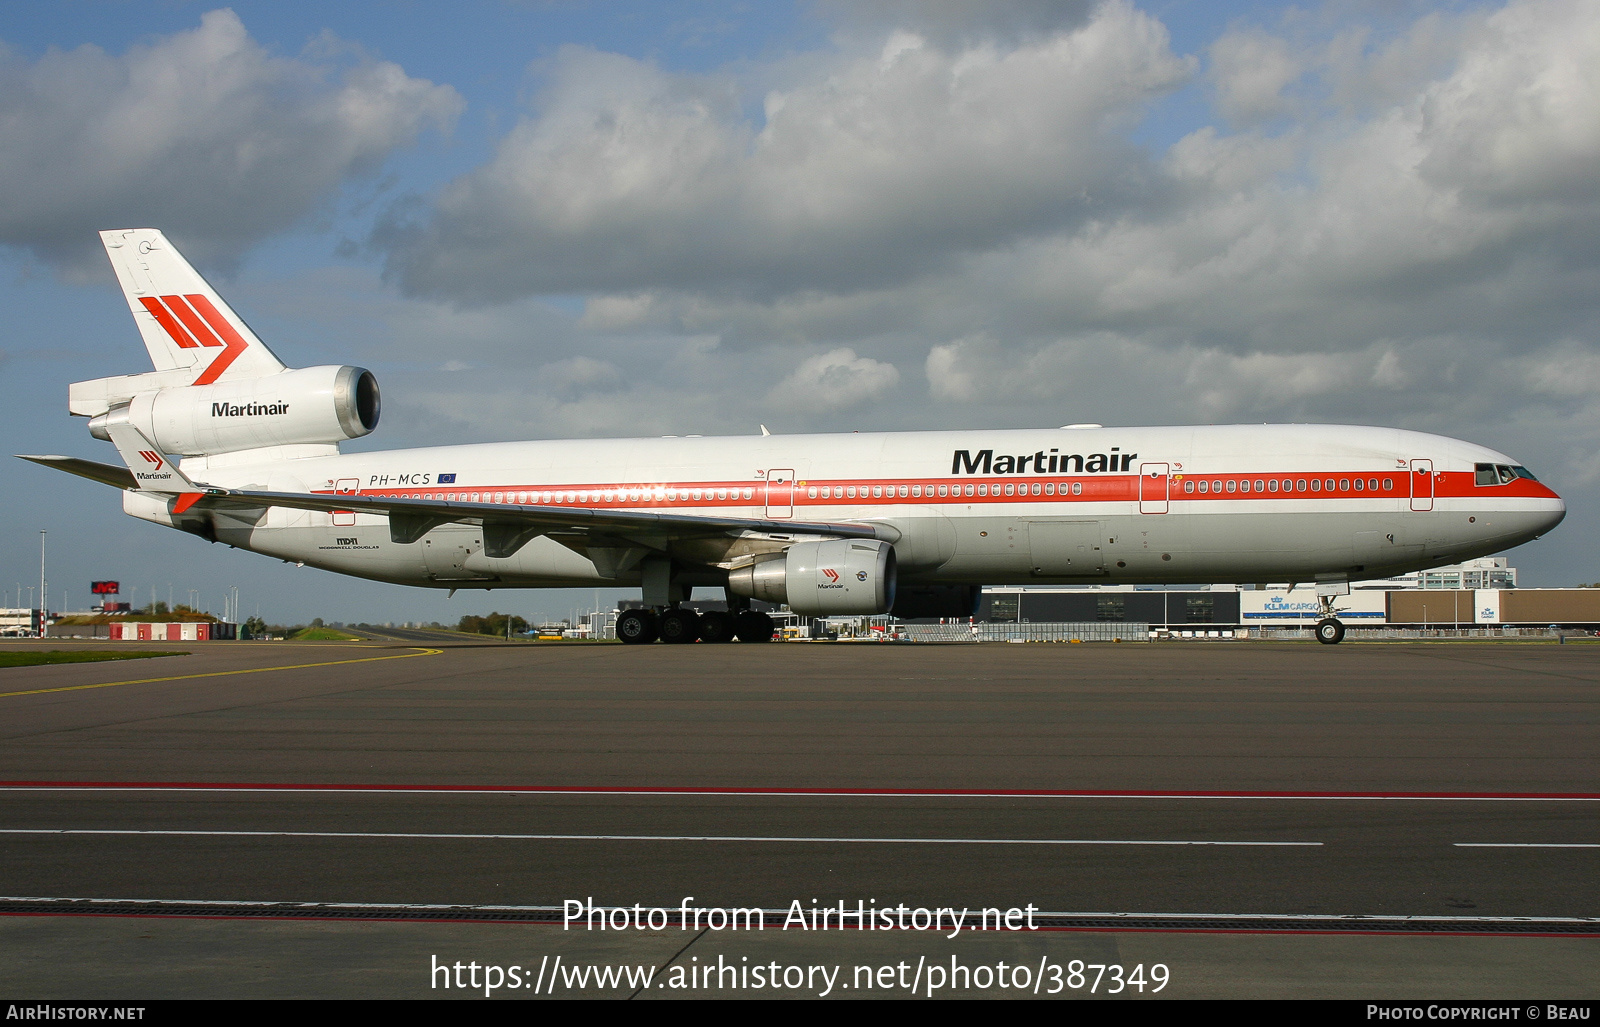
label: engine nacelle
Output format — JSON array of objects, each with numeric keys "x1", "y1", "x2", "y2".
[
  {"x1": 88, "y1": 365, "x2": 380, "y2": 456},
  {"x1": 727, "y1": 539, "x2": 897, "y2": 616}
]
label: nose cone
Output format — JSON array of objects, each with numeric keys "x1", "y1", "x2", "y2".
[{"x1": 1539, "y1": 493, "x2": 1567, "y2": 535}]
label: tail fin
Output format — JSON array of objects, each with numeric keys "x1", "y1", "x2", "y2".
[{"x1": 99, "y1": 229, "x2": 285, "y2": 383}]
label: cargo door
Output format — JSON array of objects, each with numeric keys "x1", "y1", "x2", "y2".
[
  {"x1": 1027, "y1": 520, "x2": 1105, "y2": 574},
  {"x1": 1139, "y1": 462, "x2": 1169, "y2": 514},
  {"x1": 1409, "y1": 459, "x2": 1434, "y2": 512},
  {"x1": 423, "y1": 529, "x2": 474, "y2": 579},
  {"x1": 765, "y1": 469, "x2": 794, "y2": 518}
]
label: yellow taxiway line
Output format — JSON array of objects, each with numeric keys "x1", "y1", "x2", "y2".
[{"x1": 0, "y1": 647, "x2": 443, "y2": 699}]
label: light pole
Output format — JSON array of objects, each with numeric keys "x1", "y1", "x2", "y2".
[{"x1": 39, "y1": 531, "x2": 47, "y2": 638}]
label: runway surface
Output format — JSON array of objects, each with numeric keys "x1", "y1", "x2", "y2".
[{"x1": 0, "y1": 638, "x2": 1595, "y2": 997}]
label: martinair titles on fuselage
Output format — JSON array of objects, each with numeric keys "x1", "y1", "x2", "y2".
[{"x1": 952, "y1": 447, "x2": 1136, "y2": 475}]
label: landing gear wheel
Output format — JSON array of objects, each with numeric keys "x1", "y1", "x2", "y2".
[
  {"x1": 616, "y1": 609, "x2": 659, "y2": 644},
  {"x1": 735, "y1": 610, "x2": 775, "y2": 642},
  {"x1": 698, "y1": 610, "x2": 737, "y2": 644},
  {"x1": 659, "y1": 608, "x2": 701, "y2": 644},
  {"x1": 1315, "y1": 618, "x2": 1345, "y2": 645}
]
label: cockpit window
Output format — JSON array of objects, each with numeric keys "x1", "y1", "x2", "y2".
[{"x1": 1477, "y1": 462, "x2": 1540, "y2": 485}]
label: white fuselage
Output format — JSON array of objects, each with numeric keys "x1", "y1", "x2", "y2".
[{"x1": 126, "y1": 423, "x2": 1565, "y2": 593}]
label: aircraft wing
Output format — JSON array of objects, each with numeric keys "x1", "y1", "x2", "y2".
[
  {"x1": 16, "y1": 455, "x2": 137, "y2": 490},
  {"x1": 214, "y1": 486, "x2": 895, "y2": 545},
  {"x1": 17, "y1": 452, "x2": 895, "y2": 558}
]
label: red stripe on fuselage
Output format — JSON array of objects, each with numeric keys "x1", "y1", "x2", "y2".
[{"x1": 317, "y1": 470, "x2": 1557, "y2": 509}]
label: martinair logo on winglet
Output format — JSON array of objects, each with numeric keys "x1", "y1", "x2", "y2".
[
  {"x1": 133, "y1": 450, "x2": 174, "y2": 481},
  {"x1": 138, "y1": 293, "x2": 249, "y2": 386}
]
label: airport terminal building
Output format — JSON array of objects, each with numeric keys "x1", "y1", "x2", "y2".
[{"x1": 975, "y1": 559, "x2": 1600, "y2": 630}]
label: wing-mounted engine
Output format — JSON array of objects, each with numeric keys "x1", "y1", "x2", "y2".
[
  {"x1": 78, "y1": 365, "x2": 380, "y2": 457},
  {"x1": 727, "y1": 539, "x2": 897, "y2": 616}
]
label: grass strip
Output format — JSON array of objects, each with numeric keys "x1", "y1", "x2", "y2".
[{"x1": 0, "y1": 650, "x2": 188, "y2": 669}]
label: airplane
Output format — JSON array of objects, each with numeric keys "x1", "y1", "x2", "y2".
[{"x1": 19, "y1": 230, "x2": 1566, "y2": 645}]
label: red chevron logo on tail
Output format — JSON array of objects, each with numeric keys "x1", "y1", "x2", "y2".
[
  {"x1": 138, "y1": 293, "x2": 249, "y2": 385},
  {"x1": 138, "y1": 450, "x2": 164, "y2": 472}
]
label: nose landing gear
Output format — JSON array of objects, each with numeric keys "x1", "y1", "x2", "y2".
[{"x1": 1313, "y1": 586, "x2": 1347, "y2": 645}]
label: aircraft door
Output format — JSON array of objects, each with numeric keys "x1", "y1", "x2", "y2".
[
  {"x1": 765, "y1": 469, "x2": 794, "y2": 518},
  {"x1": 333, "y1": 478, "x2": 358, "y2": 527},
  {"x1": 1139, "y1": 463, "x2": 1169, "y2": 514},
  {"x1": 1027, "y1": 520, "x2": 1105, "y2": 574},
  {"x1": 1409, "y1": 459, "x2": 1435, "y2": 512}
]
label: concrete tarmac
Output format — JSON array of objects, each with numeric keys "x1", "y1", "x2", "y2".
[{"x1": 0, "y1": 638, "x2": 1595, "y2": 999}]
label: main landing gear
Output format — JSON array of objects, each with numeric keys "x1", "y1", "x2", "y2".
[{"x1": 616, "y1": 607, "x2": 775, "y2": 645}]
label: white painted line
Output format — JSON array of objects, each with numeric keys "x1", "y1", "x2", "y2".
[
  {"x1": 1454, "y1": 843, "x2": 1599, "y2": 848},
  {"x1": 1, "y1": 896, "x2": 1594, "y2": 925},
  {"x1": 0, "y1": 785, "x2": 1595, "y2": 801},
  {"x1": 0, "y1": 828, "x2": 1320, "y2": 846}
]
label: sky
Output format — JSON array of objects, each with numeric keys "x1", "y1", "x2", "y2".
[{"x1": 2, "y1": 0, "x2": 1597, "y2": 625}]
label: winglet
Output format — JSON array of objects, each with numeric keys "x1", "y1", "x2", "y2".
[{"x1": 101, "y1": 419, "x2": 205, "y2": 507}]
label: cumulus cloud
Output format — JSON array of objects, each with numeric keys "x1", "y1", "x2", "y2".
[
  {"x1": 379, "y1": 0, "x2": 1192, "y2": 302},
  {"x1": 1209, "y1": 29, "x2": 1302, "y2": 125},
  {"x1": 769, "y1": 347, "x2": 900, "y2": 410},
  {"x1": 0, "y1": 8, "x2": 462, "y2": 272}
]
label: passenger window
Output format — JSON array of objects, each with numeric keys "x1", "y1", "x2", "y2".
[
  {"x1": 1254, "y1": 479, "x2": 1264, "y2": 492},
  {"x1": 1241, "y1": 480, "x2": 1252, "y2": 493},
  {"x1": 873, "y1": 485, "x2": 883, "y2": 498},
  {"x1": 539, "y1": 491, "x2": 550, "y2": 503},
  {"x1": 1044, "y1": 483, "x2": 1054, "y2": 495},
  {"x1": 965, "y1": 484, "x2": 975, "y2": 497},
  {"x1": 1339, "y1": 479, "x2": 1350, "y2": 491},
  {"x1": 1225, "y1": 480, "x2": 1236, "y2": 493},
  {"x1": 1368, "y1": 478, "x2": 1378, "y2": 491},
  {"x1": 1185, "y1": 480, "x2": 1195, "y2": 493},
  {"x1": 978, "y1": 485, "x2": 988, "y2": 496},
  {"x1": 1354, "y1": 479, "x2": 1363, "y2": 491},
  {"x1": 1004, "y1": 484, "x2": 1015, "y2": 496},
  {"x1": 846, "y1": 486, "x2": 856, "y2": 498},
  {"x1": 1071, "y1": 482, "x2": 1082, "y2": 496},
  {"x1": 911, "y1": 485, "x2": 921, "y2": 497},
  {"x1": 939, "y1": 485, "x2": 949, "y2": 497},
  {"x1": 1267, "y1": 480, "x2": 1277, "y2": 493},
  {"x1": 807, "y1": 487, "x2": 818, "y2": 499},
  {"x1": 1032, "y1": 483, "x2": 1042, "y2": 496},
  {"x1": 899, "y1": 485, "x2": 909, "y2": 498},
  {"x1": 1198, "y1": 480, "x2": 1208, "y2": 493},
  {"x1": 1383, "y1": 478, "x2": 1393, "y2": 490}
]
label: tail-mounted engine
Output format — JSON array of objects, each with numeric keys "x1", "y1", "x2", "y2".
[
  {"x1": 82, "y1": 365, "x2": 380, "y2": 457},
  {"x1": 727, "y1": 539, "x2": 897, "y2": 616}
]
